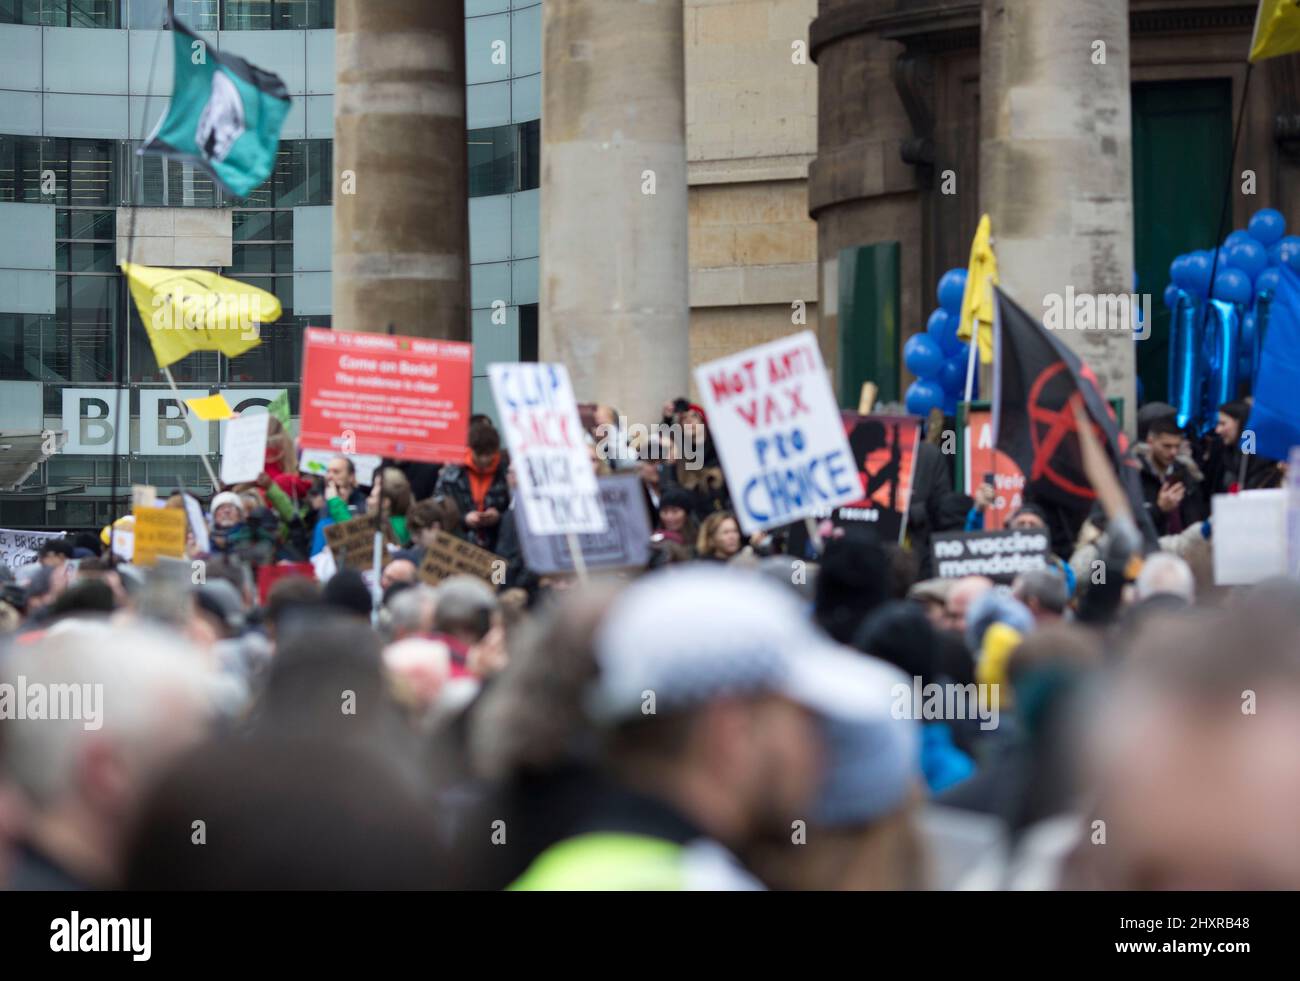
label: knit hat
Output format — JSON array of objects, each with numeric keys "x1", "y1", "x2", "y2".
[
  {"x1": 658, "y1": 486, "x2": 694, "y2": 514},
  {"x1": 211, "y1": 491, "x2": 245, "y2": 515}
]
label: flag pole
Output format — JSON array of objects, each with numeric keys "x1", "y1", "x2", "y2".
[
  {"x1": 160, "y1": 364, "x2": 221, "y2": 492},
  {"x1": 565, "y1": 531, "x2": 589, "y2": 582},
  {"x1": 962, "y1": 299, "x2": 980, "y2": 406}
]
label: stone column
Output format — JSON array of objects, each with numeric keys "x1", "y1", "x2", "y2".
[
  {"x1": 540, "y1": 0, "x2": 690, "y2": 427},
  {"x1": 980, "y1": 0, "x2": 1137, "y2": 429},
  {"x1": 333, "y1": 0, "x2": 469, "y2": 339}
]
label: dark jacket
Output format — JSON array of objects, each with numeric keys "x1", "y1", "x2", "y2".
[
  {"x1": 434, "y1": 457, "x2": 511, "y2": 551},
  {"x1": 1133, "y1": 442, "x2": 1207, "y2": 537}
]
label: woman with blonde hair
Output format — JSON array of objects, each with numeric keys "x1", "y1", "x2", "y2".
[{"x1": 696, "y1": 511, "x2": 744, "y2": 562}]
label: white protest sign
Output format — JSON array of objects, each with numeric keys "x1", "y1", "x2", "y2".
[
  {"x1": 1212, "y1": 489, "x2": 1288, "y2": 585},
  {"x1": 0, "y1": 529, "x2": 65, "y2": 571},
  {"x1": 219, "y1": 412, "x2": 270, "y2": 485},
  {"x1": 693, "y1": 331, "x2": 859, "y2": 534},
  {"x1": 183, "y1": 493, "x2": 210, "y2": 556},
  {"x1": 488, "y1": 363, "x2": 606, "y2": 536}
]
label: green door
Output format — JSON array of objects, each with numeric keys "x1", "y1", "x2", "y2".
[{"x1": 1131, "y1": 79, "x2": 1233, "y2": 404}]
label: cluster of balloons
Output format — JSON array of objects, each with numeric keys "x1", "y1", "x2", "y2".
[
  {"x1": 1165, "y1": 208, "x2": 1292, "y2": 309},
  {"x1": 905, "y1": 268, "x2": 973, "y2": 417}
]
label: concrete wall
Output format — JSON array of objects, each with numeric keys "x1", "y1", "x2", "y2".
[
  {"x1": 115, "y1": 207, "x2": 232, "y2": 266},
  {"x1": 685, "y1": 0, "x2": 820, "y2": 380}
]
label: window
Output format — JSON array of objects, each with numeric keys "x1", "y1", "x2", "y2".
[
  {"x1": 239, "y1": 139, "x2": 332, "y2": 207},
  {"x1": 128, "y1": 0, "x2": 217, "y2": 31},
  {"x1": 124, "y1": 141, "x2": 221, "y2": 207},
  {"x1": 221, "y1": 0, "x2": 332, "y2": 30},
  {"x1": 1, "y1": 1, "x2": 120, "y2": 27},
  {"x1": 467, "y1": 122, "x2": 541, "y2": 198}
]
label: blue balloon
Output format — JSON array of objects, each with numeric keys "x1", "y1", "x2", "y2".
[
  {"x1": 1212, "y1": 267, "x2": 1253, "y2": 305},
  {"x1": 942, "y1": 394, "x2": 959, "y2": 418},
  {"x1": 1184, "y1": 252, "x2": 1214, "y2": 295},
  {"x1": 1170, "y1": 254, "x2": 1195, "y2": 290},
  {"x1": 905, "y1": 379, "x2": 945, "y2": 417},
  {"x1": 937, "y1": 268, "x2": 967, "y2": 315},
  {"x1": 1269, "y1": 235, "x2": 1300, "y2": 267},
  {"x1": 950, "y1": 339, "x2": 971, "y2": 366},
  {"x1": 1224, "y1": 230, "x2": 1253, "y2": 250},
  {"x1": 1249, "y1": 208, "x2": 1286, "y2": 246},
  {"x1": 1225, "y1": 238, "x2": 1268, "y2": 281},
  {"x1": 1163, "y1": 283, "x2": 1182, "y2": 309},
  {"x1": 939, "y1": 356, "x2": 966, "y2": 395},
  {"x1": 1255, "y1": 266, "x2": 1281, "y2": 297},
  {"x1": 926, "y1": 308, "x2": 959, "y2": 356},
  {"x1": 904, "y1": 333, "x2": 945, "y2": 380}
]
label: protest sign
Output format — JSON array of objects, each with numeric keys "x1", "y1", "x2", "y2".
[
  {"x1": 516, "y1": 473, "x2": 652, "y2": 575},
  {"x1": 133, "y1": 508, "x2": 188, "y2": 567},
  {"x1": 132, "y1": 484, "x2": 157, "y2": 509},
  {"x1": 1213, "y1": 489, "x2": 1288, "y2": 584},
  {"x1": 256, "y1": 562, "x2": 316, "y2": 604},
  {"x1": 299, "y1": 448, "x2": 382, "y2": 487},
  {"x1": 694, "y1": 331, "x2": 858, "y2": 534},
  {"x1": 960, "y1": 405, "x2": 1026, "y2": 531},
  {"x1": 324, "y1": 514, "x2": 392, "y2": 571},
  {"x1": 220, "y1": 412, "x2": 270, "y2": 485},
  {"x1": 418, "y1": 530, "x2": 501, "y2": 585},
  {"x1": 489, "y1": 363, "x2": 606, "y2": 536},
  {"x1": 931, "y1": 528, "x2": 1051, "y2": 583},
  {"x1": 299, "y1": 328, "x2": 471, "y2": 464},
  {"x1": 0, "y1": 529, "x2": 65, "y2": 571},
  {"x1": 789, "y1": 413, "x2": 920, "y2": 551},
  {"x1": 182, "y1": 493, "x2": 210, "y2": 556}
]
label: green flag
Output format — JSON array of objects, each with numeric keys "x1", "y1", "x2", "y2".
[
  {"x1": 267, "y1": 389, "x2": 291, "y2": 432},
  {"x1": 140, "y1": 17, "x2": 291, "y2": 199}
]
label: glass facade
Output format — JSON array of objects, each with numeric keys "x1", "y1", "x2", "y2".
[
  {"x1": 1, "y1": 1, "x2": 333, "y2": 29},
  {"x1": 0, "y1": 4, "x2": 541, "y2": 530}
]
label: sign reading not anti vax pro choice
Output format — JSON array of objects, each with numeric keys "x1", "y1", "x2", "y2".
[
  {"x1": 298, "y1": 328, "x2": 471, "y2": 464},
  {"x1": 694, "y1": 331, "x2": 859, "y2": 534}
]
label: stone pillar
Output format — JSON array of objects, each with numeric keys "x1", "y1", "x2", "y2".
[
  {"x1": 333, "y1": 0, "x2": 469, "y2": 339},
  {"x1": 540, "y1": 0, "x2": 690, "y2": 427},
  {"x1": 980, "y1": 0, "x2": 1137, "y2": 429}
]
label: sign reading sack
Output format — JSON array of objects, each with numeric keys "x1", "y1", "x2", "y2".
[
  {"x1": 489, "y1": 363, "x2": 607, "y2": 536},
  {"x1": 693, "y1": 331, "x2": 859, "y2": 534},
  {"x1": 299, "y1": 328, "x2": 472, "y2": 464},
  {"x1": 418, "y1": 530, "x2": 501, "y2": 585},
  {"x1": 516, "y1": 473, "x2": 651, "y2": 574},
  {"x1": 0, "y1": 529, "x2": 65, "y2": 571},
  {"x1": 931, "y1": 528, "x2": 1051, "y2": 583},
  {"x1": 1213, "y1": 489, "x2": 1287, "y2": 584},
  {"x1": 324, "y1": 514, "x2": 392, "y2": 570},
  {"x1": 132, "y1": 508, "x2": 188, "y2": 567}
]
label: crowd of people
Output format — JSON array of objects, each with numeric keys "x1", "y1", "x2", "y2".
[{"x1": 0, "y1": 393, "x2": 1297, "y2": 890}]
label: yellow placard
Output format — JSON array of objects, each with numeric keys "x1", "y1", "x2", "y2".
[
  {"x1": 185, "y1": 393, "x2": 234, "y2": 421},
  {"x1": 132, "y1": 507, "x2": 188, "y2": 567}
]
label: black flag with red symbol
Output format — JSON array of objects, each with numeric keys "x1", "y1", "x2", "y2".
[{"x1": 991, "y1": 287, "x2": 1150, "y2": 528}]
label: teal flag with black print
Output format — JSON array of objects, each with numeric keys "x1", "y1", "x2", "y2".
[{"x1": 140, "y1": 17, "x2": 291, "y2": 198}]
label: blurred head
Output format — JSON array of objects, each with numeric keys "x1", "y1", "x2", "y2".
[
  {"x1": 407, "y1": 496, "x2": 461, "y2": 547},
  {"x1": 698, "y1": 512, "x2": 742, "y2": 560},
  {"x1": 385, "y1": 583, "x2": 439, "y2": 642},
  {"x1": 1083, "y1": 611, "x2": 1300, "y2": 888},
  {"x1": 38, "y1": 538, "x2": 75, "y2": 567},
  {"x1": 943, "y1": 576, "x2": 993, "y2": 634},
  {"x1": 369, "y1": 467, "x2": 413, "y2": 518},
  {"x1": 1146, "y1": 416, "x2": 1184, "y2": 471},
  {"x1": 327, "y1": 455, "x2": 357, "y2": 493},
  {"x1": 210, "y1": 491, "x2": 244, "y2": 528},
  {"x1": 1012, "y1": 568, "x2": 1070, "y2": 622},
  {"x1": 1215, "y1": 400, "x2": 1249, "y2": 447},
  {"x1": 1135, "y1": 552, "x2": 1195, "y2": 605},
  {"x1": 467, "y1": 415, "x2": 501, "y2": 464},
  {"x1": 433, "y1": 576, "x2": 498, "y2": 645},
  {"x1": 380, "y1": 558, "x2": 418, "y2": 592},
  {"x1": 0, "y1": 623, "x2": 214, "y2": 886},
  {"x1": 1008, "y1": 505, "x2": 1049, "y2": 531}
]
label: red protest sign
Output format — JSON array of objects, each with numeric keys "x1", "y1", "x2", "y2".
[
  {"x1": 256, "y1": 562, "x2": 316, "y2": 604},
  {"x1": 298, "y1": 327, "x2": 472, "y2": 464}
]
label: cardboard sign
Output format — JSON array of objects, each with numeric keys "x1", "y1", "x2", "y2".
[
  {"x1": 0, "y1": 529, "x2": 65, "y2": 571},
  {"x1": 418, "y1": 530, "x2": 501, "y2": 585},
  {"x1": 931, "y1": 528, "x2": 1051, "y2": 584},
  {"x1": 489, "y1": 363, "x2": 607, "y2": 535},
  {"x1": 516, "y1": 473, "x2": 652, "y2": 574},
  {"x1": 220, "y1": 411, "x2": 270, "y2": 485},
  {"x1": 298, "y1": 327, "x2": 472, "y2": 464},
  {"x1": 1213, "y1": 489, "x2": 1287, "y2": 584},
  {"x1": 324, "y1": 514, "x2": 393, "y2": 571},
  {"x1": 694, "y1": 331, "x2": 858, "y2": 534},
  {"x1": 256, "y1": 562, "x2": 316, "y2": 604},
  {"x1": 132, "y1": 508, "x2": 188, "y2": 567}
]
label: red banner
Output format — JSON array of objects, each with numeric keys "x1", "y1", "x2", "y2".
[
  {"x1": 298, "y1": 328, "x2": 472, "y2": 464},
  {"x1": 964, "y1": 407, "x2": 1026, "y2": 531}
]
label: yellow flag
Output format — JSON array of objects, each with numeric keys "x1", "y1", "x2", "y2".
[
  {"x1": 1250, "y1": 0, "x2": 1300, "y2": 62},
  {"x1": 185, "y1": 393, "x2": 234, "y2": 421},
  {"x1": 121, "y1": 263, "x2": 280, "y2": 369},
  {"x1": 957, "y1": 214, "x2": 999, "y2": 365}
]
